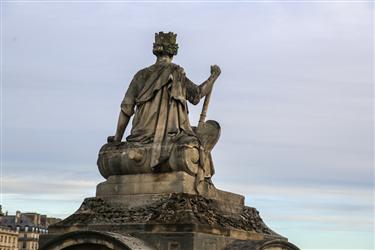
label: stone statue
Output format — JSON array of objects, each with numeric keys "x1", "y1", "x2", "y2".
[
  {"x1": 40, "y1": 32, "x2": 300, "y2": 250},
  {"x1": 98, "y1": 32, "x2": 221, "y2": 190}
]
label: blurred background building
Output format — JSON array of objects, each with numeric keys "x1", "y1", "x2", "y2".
[
  {"x1": 0, "y1": 206, "x2": 61, "y2": 250},
  {"x1": 0, "y1": 226, "x2": 19, "y2": 250}
]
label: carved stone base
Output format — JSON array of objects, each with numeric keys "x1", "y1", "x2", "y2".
[{"x1": 40, "y1": 187, "x2": 299, "y2": 250}]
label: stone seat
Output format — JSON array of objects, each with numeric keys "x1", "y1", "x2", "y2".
[{"x1": 97, "y1": 142, "x2": 200, "y2": 179}]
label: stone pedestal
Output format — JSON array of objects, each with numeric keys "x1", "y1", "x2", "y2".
[
  {"x1": 96, "y1": 172, "x2": 244, "y2": 213},
  {"x1": 40, "y1": 172, "x2": 299, "y2": 250}
]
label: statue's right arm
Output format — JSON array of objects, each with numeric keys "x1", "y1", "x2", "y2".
[
  {"x1": 107, "y1": 73, "x2": 140, "y2": 143},
  {"x1": 110, "y1": 110, "x2": 131, "y2": 143}
]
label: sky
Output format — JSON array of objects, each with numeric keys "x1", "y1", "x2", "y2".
[{"x1": 1, "y1": 1, "x2": 374, "y2": 249}]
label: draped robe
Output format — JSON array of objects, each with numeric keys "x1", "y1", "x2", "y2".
[{"x1": 121, "y1": 62, "x2": 201, "y2": 169}]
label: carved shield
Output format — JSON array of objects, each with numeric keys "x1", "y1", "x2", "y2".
[{"x1": 194, "y1": 120, "x2": 221, "y2": 152}]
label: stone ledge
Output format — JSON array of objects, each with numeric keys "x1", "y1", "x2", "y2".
[
  {"x1": 43, "y1": 193, "x2": 298, "y2": 250},
  {"x1": 50, "y1": 193, "x2": 274, "y2": 238},
  {"x1": 96, "y1": 171, "x2": 244, "y2": 208}
]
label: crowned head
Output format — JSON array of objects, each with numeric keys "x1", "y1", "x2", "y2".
[{"x1": 153, "y1": 32, "x2": 179, "y2": 58}]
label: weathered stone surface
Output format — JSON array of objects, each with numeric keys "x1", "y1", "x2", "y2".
[
  {"x1": 96, "y1": 172, "x2": 244, "y2": 211},
  {"x1": 98, "y1": 142, "x2": 201, "y2": 179},
  {"x1": 41, "y1": 193, "x2": 298, "y2": 250},
  {"x1": 105, "y1": 32, "x2": 221, "y2": 189},
  {"x1": 51, "y1": 193, "x2": 273, "y2": 235}
]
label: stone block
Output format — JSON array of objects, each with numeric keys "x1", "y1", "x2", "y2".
[{"x1": 96, "y1": 171, "x2": 244, "y2": 213}]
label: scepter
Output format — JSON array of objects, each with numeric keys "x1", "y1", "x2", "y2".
[
  {"x1": 196, "y1": 65, "x2": 221, "y2": 152},
  {"x1": 198, "y1": 65, "x2": 220, "y2": 129},
  {"x1": 194, "y1": 65, "x2": 221, "y2": 192},
  {"x1": 197, "y1": 86, "x2": 213, "y2": 130}
]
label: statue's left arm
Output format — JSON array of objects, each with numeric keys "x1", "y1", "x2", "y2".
[
  {"x1": 199, "y1": 65, "x2": 221, "y2": 98},
  {"x1": 185, "y1": 65, "x2": 221, "y2": 105}
]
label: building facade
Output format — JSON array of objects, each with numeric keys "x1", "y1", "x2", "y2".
[
  {"x1": 0, "y1": 226, "x2": 19, "y2": 250},
  {"x1": 0, "y1": 209, "x2": 60, "y2": 250}
]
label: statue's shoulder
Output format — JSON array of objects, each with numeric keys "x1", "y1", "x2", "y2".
[
  {"x1": 135, "y1": 63, "x2": 163, "y2": 76},
  {"x1": 171, "y1": 63, "x2": 183, "y2": 70},
  {"x1": 129, "y1": 66, "x2": 154, "y2": 84},
  {"x1": 134, "y1": 63, "x2": 183, "y2": 79},
  {"x1": 167, "y1": 63, "x2": 185, "y2": 74},
  {"x1": 134, "y1": 66, "x2": 152, "y2": 77}
]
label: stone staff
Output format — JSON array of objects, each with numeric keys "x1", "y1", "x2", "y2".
[
  {"x1": 195, "y1": 65, "x2": 221, "y2": 192},
  {"x1": 195, "y1": 65, "x2": 221, "y2": 153},
  {"x1": 198, "y1": 65, "x2": 220, "y2": 129}
]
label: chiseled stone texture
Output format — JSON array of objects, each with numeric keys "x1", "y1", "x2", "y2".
[
  {"x1": 40, "y1": 193, "x2": 299, "y2": 250},
  {"x1": 39, "y1": 171, "x2": 300, "y2": 250},
  {"x1": 52, "y1": 193, "x2": 271, "y2": 235}
]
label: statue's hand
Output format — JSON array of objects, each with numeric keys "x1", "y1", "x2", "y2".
[
  {"x1": 210, "y1": 65, "x2": 221, "y2": 78},
  {"x1": 107, "y1": 136, "x2": 115, "y2": 143}
]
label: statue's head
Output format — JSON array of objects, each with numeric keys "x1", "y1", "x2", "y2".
[{"x1": 153, "y1": 32, "x2": 178, "y2": 58}]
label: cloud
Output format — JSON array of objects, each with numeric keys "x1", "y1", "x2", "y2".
[{"x1": 4, "y1": 176, "x2": 96, "y2": 195}]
